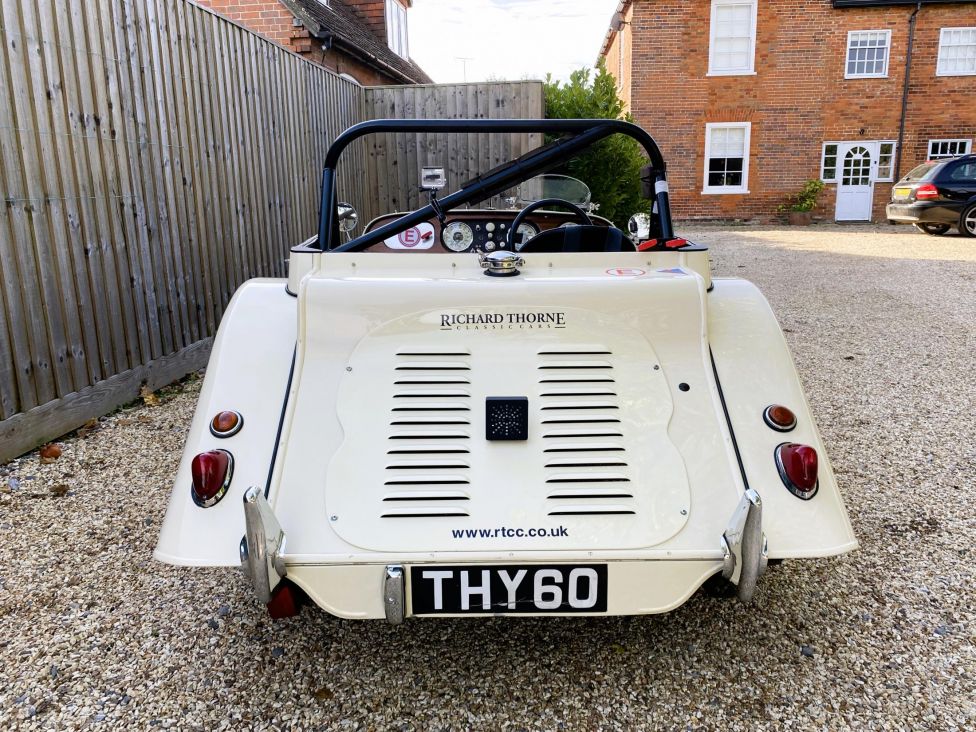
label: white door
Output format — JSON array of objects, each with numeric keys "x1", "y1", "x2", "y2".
[{"x1": 835, "y1": 143, "x2": 876, "y2": 221}]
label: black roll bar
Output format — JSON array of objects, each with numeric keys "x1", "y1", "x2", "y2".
[{"x1": 317, "y1": 119, "x2": 674, "y2": 253}]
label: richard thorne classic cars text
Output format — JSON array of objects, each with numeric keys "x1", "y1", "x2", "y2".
[{"x1": 440, "y1": 311, "x2": 566, "y2": 330}]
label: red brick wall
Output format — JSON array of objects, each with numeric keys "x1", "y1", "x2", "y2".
[
  {"x1": 316, "y1": 49, "x2": 392, "y2": 86},
  {"x1": 623, "y1": 0, "x2": 976, "y2": 222},
  {"x1": 344, "y1": 0, "x2": 389, "y2": 42},
  {"x1": 194, "y1": 0, "x2": 296, "y2": 47},
  {"x1": 604, "y1": 3, "x2": 634, "y2": 112},
  {"x1": 194, "y1": 0, "x2": 402, "y2": 85}
]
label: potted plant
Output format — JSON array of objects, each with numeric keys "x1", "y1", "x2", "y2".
[{"x1": 779, "y1": 179, "x2": 825, "y2": 225}]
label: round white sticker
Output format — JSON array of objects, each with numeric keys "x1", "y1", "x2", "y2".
[
  {"x1": 606, "y1": 268, "x2": 646, "y2": 277},
  {"x1": 385, "y1": 222, "x2": 436, "y2": 250}
]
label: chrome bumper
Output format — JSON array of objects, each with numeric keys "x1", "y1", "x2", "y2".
[{"x1": 238, "y1": 485, "x2": 768, "y2": 617}]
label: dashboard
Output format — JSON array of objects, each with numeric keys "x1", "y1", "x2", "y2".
[{"x1": 362, "y1": 209, "x2": 611, "y2": 254}]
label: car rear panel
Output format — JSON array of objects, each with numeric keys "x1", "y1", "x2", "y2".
[
  {"x1": 273, "y1": 253, "x2": 739, "y2": 559},
  {"x1": 324, "y1": 305, "x2": 692, "y2": 552}
]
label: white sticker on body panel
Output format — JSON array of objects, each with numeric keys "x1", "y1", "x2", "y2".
[{"x1": 385, "y1": 222, "x2": 436, "y2": 250}]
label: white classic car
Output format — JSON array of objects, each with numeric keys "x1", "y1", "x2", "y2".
[{"x1": 155, "y1": 119, "x2": 856, "y2": 621}]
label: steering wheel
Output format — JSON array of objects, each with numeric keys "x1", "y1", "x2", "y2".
[{"x1": 508, "y1": 198, "x2": 592, "y2": 250}]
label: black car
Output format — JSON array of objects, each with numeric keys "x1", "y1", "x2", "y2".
[{"x1": 886, "y1": 154, "x2": 976, "y2": 237}]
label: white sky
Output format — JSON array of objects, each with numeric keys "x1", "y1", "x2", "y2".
[{"x1": 408, "y1": 0, "x2": 620, "y2": 84}]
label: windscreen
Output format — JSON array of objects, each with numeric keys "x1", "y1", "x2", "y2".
[{"x1": 517, "y1": 175, "x2": 592, "y2": 206}]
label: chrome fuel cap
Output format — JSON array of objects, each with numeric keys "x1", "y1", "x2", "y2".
[{"x1": 480, "y1": 249, "x2": 524, "y2": 277}]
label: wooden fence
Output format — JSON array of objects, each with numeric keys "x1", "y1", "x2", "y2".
[
  {"x1": 363, "y1": 83, "x2": 545, "y2": 214},
  {"x1": 0, "y1": 0, "x2": 543, "y2": 462}
]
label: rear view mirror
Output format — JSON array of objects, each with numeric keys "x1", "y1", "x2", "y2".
[
  {"x1": 337, "y1": 203, "x2": 358, "y2": 233},
  {"x1": 627, "y1": 213, "x2": 651, "y2": 241}
]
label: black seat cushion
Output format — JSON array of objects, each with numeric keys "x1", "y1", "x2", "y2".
[{"x1": 519, "y1": 225, "x2": 636, "y2": 253}]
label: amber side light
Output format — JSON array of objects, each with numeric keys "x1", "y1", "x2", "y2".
[
  {"x1": 210, "y1": 410, "x2": 243, "y2": 437},
  {"x1": 763, "y1": 405, "x2": 797, "y2": 432}
]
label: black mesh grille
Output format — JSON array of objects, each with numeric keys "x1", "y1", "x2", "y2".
[{"x1": 485, "y1": 397, "x2": 529, "y2": 441}]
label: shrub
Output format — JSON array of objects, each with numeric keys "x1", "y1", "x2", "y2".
[
  {"x1": 779, "y1": 179, "x2": 826, "y2": 213},
  {"x1": 544, "y1": 65, "x2": 649, "y2": 228}
]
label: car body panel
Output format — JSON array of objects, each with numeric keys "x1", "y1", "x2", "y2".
[
  {"x1": 708, "y1": 279, "x2": 857, "y2": 558},
  {"x1": 287, "y1": 560, "x2": 719, "y2": 620},
  {"x1": 272, "y1": 251, "x2": 740, "y2": 561},
  {"x1": 153, "y1": 280, "x2": 296, "y2": 566}
]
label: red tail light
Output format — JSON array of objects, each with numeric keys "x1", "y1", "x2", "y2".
[
  {"x1": 775, "y1": 443, "x2": 819, "y2": 499},
  {"x1": 191, "y1": 449, "x2": 234, "y2": 507},
  {"x1": 914, "y1": 183, "x2": 939, "y2": 200}
]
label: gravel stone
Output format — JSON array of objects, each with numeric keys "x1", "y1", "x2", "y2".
[{"x1": 1, "y1": 224, "x2": 974, "y2": 730}]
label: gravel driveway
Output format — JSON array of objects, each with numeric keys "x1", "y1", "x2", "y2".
[{"x1": 2, "y1": 224, "x2": 974, "y2": 730}]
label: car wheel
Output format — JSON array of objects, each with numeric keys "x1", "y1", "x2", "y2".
[
  {"x1": 913, "y1": 223, "x2": 951, "y2": 236},
  {"x1": 961, "y1": 204, "x2": 976, "y2": 238}
]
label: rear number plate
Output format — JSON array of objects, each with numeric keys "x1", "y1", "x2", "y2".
[
  {"x1": 410, "y1": 564, "x2": 608, "y2": 614},
  {"x1": 894, "y1": 187, "x2": 911, "y2": 197}
]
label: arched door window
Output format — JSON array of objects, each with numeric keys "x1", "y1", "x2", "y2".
[{"x1": 842, "y1": 146, "x2": 872, "y2": 186}]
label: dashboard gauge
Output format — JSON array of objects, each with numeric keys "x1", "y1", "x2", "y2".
[
  {"x1": 442, "y1": 221, "x2": 475, "y2": 252},
  {"x1": 515, "y1": 223, "x2": 538, "y2": 250}
]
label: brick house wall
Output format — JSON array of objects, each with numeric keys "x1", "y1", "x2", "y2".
[
  {"x1": 308, "y1": 47, "x2": 397, "y2": 86},
  {"x1": 607, "y1": 0, "x2": 976, "y2": 222},
  {"x1": 344, "y1": 0, "x2": 389, "y2": 39},
  {"x1": 194, "y1": 0, "x2": 296, "y2": 47},
  {"x1": 194, "y1": 0, "x2": 425, "y2": 86},
  {"x1": 603, "y1": 2, "x2": 634, "y2": 112}
]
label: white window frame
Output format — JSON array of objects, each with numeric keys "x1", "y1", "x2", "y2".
[
  {"x1": 928, "y1": 139, "x2": 973, "y2": 160},
  {"x1": 821, "y1": 142, "x2": 840, "y2": 183},
  {"x1": 707, "y1": 0, "x2": 758, "y2": 77},
  {"x1": 936, "y1": 27, "x2": 976, "y2": 76},
  {"x1": 876, "y1": 141, "x2": 897, "y2": 182},
  {"x1": 385, "y1": 0, "x2": 409, "y2": 59},
  {"x1": 703, "y1": 122, "x2": 751, "y2": 195},
  {"x1": 845, "y1": 30, "x2": 892, "y2": 79}
]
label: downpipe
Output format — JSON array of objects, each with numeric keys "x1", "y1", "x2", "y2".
[{"x1": 894, "y1": 2, "x2": 922, "y2": 181}]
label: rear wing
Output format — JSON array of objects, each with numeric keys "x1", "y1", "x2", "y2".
[{"x1": 314, "y1": 119, "x2": 675, "y2": 253}]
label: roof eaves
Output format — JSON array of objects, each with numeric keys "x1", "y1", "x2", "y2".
[
  {"x1": 281, "y1": 0, "x2": 433, "y2": 85},
  {"x1": 597, "y1": 1, "x2": 634, "y2": 65}
]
